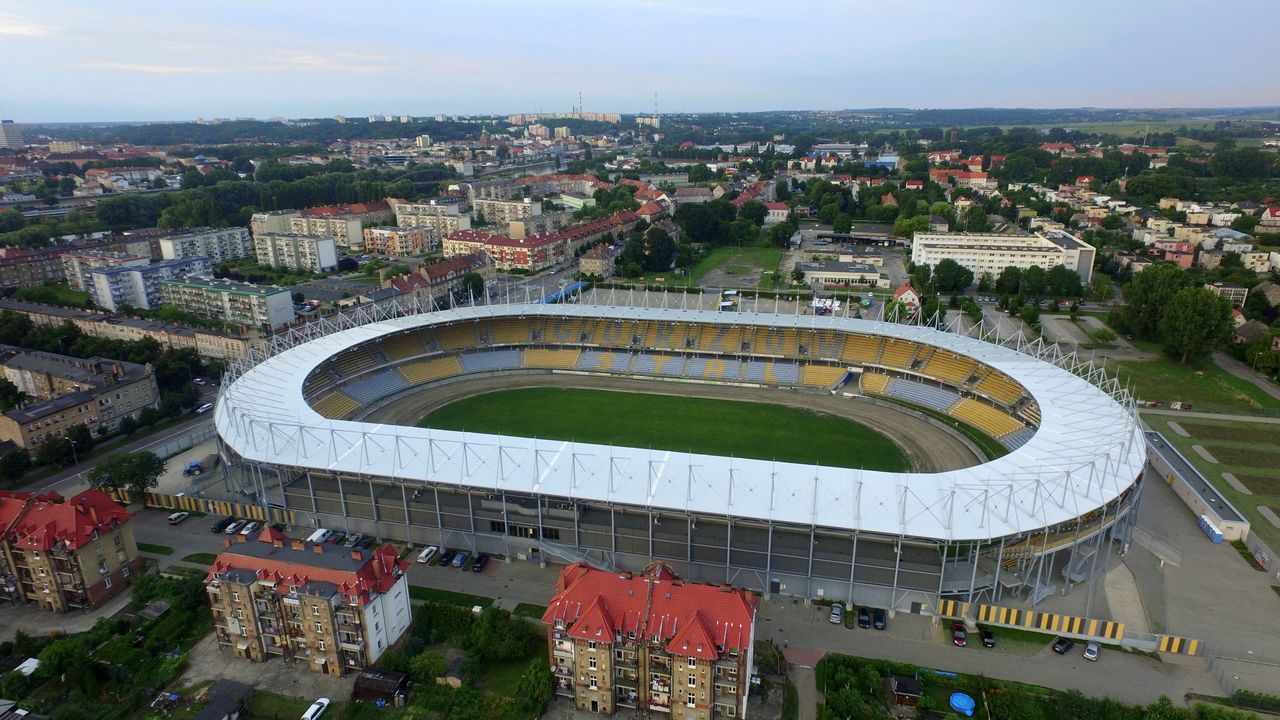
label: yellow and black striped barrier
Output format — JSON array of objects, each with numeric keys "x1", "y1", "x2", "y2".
[
  {"x1": 111, "y1": 489, "x2": 294, "y2": 525},
  {"x1": 975, "y1": 604, "x2": 1124, "y2": 640},
  {"x1": 936, "y1": 599, "x2": 969, "y2": 618},
  {"x1": 1158, "y1": 635, "x2": 1200, "y2": 655}
]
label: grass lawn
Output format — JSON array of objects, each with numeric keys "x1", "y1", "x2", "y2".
[
  {"x1": 481, "y1": 653, "x2": 541, "y2": 697},
  {"x1": 181, "y1": 552, "x2": 218, "y2": 565},
  {"x1": 980, "y1": 625, "x2": 1054, "y2": 655},
  {"x1": 420, "y1": 387, "x2": 911, "y2": 471},
  {"x1": 512, "y1": 602, "x2": 548, "y2": 619},
  {"x1": 1145, "y1": 415, "x2": 1280, "y2": 550},
  {"x1": 1110, "y1": 356, "x2": 1280, "y2": 416},
  {"x1": 136, "y1": 542, "x2": 175, "y2": 555},
  {"x1": 408, "y1": 585, "x2": 495, "y2": 608},
  {"x1": 690, "y1": 245, "x2": 783, "y2": 284}
]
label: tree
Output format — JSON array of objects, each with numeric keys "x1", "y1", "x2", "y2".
[
  {"x1": 1159, "y1": 286, "x2": 1231, "y2": 364},
  {"x1": 36, "y1": 436, "x2": 75, "y2": 468},
  {"x1": 0, "y1": 378, "x2": 27, "y2": 411},
  {"x1": 977, "y1": 272, "x2": 995, "y2": 293},
  {"x1": 0, "y1": 448, "x2": 30, "y2": 482},
  {"x1": 1100, "y1": 214, "x2": 1125, "y2": 231},
  {"x1": 995, "y1": 266, "x2": 1023, "y2": 296},
  {"x1": 407, "y1": 650, "x2": 446, "y2": 684},
  {"x1": 963, "y1": 204, "x2": 991, "y2": 232},
  {"x1": 832, "y1": 213, "x2": 853, "y2": 234},
  {"x1": 933, "y1": 259, "x2": 974, "y2": 293},
  {"x1": 1021, "y1": 265, "x2": 1047, "y2": 298},
  {"x1": 1045, "y1": 264, "x2": 1082, "y2": 298},
  {"x1": 87, "y1": 451, "x2": 165, "y2": 495},
  {"x1": 738, "y1": 200, "x2": 767, "y2": 226},
  {"x1": 513, "y1": 657, "x2": 553, "y2": 716},
  {"x1": 1089, "y1": 275, "x2": 1114, "y2": 303},
  {"x1": 461, "y1": 272, "x2": 485, "y2": 301},
  {"x1": 1019, "y1": 304, "x2": 1040, "y2": 326},
  {"x1": 65, "y1": 424, "x2": 93, "y2": 458},
  {"x1": 1124, "y1": 263, "x2": 1191, "y2": 340}
]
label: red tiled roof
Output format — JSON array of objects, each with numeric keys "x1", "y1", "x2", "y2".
[
  {"x1": 300, "y1": 200, "x2": 392, "y2": 217},
  {"x1": 207, "y1": 540, "x2": 408, "y2": 607},
  {"x1": 764, "y1": 201, "x2": 789, "y2": 211},
  {"x1": 893, "y1": 283, "x2": 919, "y2": 302},
  {"x1": 0, "y1": 491, "x2": 32, "y2": 535},
  {"x1": 6, "y1": 489, "x2": 131, "y2": 551},
  {"x1": 637, "y1": 201, "x2": 665, "y2": 216}
]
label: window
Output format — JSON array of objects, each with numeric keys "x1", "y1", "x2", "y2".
[
  {"x1": 688, "y1": 676, "x2": 697, "y2": 688},
  {"x1": 588, "y1": 658, "x2": 597, "y2": 670},
  {"x1": 318, "y1": 640, "x2": 325, "y2": 651},
  {"x1": 104, "y1": 577, "x2": 112, "y2": 589},
  {"x1": 688, "y1": 657, "x2": 696, "y2": 668},
  {"x1": 36, "y1": 568, "x2": 44, "y2": 577},
  {"x1": 589, "y1": 676, "x2": 597, "y2": 690},
  {"x1": 587, "y1": 641, "x2": 596, "y2": 651},
  {"x1": 687, "y1": 693, "x2": 696, "y2": 707},
  {"x1": 235, "y1": 609, "x2": 243, "y2": 619},
  {"x1": 315, "y1": 622, "x2": 323, "y2": 633},
  {"x1": 122, "y1": 565, "x2": 130, "y2": 577},
  {"x1": 312, "y1": 605, "x2": 320, "y2": 616},
  {"x1": 232, "y1": 592, "x2": 239, "y2": 602}
]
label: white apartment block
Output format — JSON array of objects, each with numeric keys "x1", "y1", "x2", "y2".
[
  {"x1": 911, "y1": 231, "x2": 1096, "y2": 284},
  {"x1": 289, "y1": 215, "x2": 365, "y2": 251},
  {"x1": 89, "y1": 257, "x2": 211, "y2": 311},
  {"x1": 160, "y1": 277, "x2": 294, "y2": 329},
  {"x1": 392, "y1": 200, "x2": 472, "y2": 241},
  {"x1": 473, "y1": 197, "x2": 540, "y2": 226},
  {"x1": 253, "y1": 232, "x2": 338, "y2": 273},
  {"x1": 250, "y1": 210, "x2": 301, "y2": 237},
  {"x1": 159, "y1": 227, "x2": 254, "y2": 263},
  {"x1": 61, "y1": 252, "x2": 151, "y2": 291}
]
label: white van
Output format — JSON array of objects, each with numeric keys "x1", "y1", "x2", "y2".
[
  {"x1": 306, "y1": 528, "x2": 334, "y2": 544},
  {"x1": 417, "y1": 545, "x2": 439, "y2": 564}
]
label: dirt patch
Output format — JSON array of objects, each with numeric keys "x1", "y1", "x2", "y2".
[
  {"x1": 1257, "y1": 506, "x2": 1280, "y2": 529},
  {"x1": 1221, "y1": 472, "x2": 1253, "y2": 495},
  {"x1": 702, "y1": 265, "x2": 764, "y2": 288},
  {"x1": 1191, "y1": 445, "x2": 1220, "y2": 464},
  {"x1": 1167, "y1": 421, "x2": 1190, "y2": 438},
  {"x1": 179, "y1": 634, "x2": 354, "y2": 701}
]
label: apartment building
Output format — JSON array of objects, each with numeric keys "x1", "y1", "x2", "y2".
[
  {"x1": 445, "y1": 211, "x2": 637, "y2": 272},
  {"x1": 253, "y1": 232, "x2": 338, "y2": 272},
  {"x1": 1205, "y1": 282, "x2": 1249, "y2": 306},
  {"x1": 159, "y1": 227, "x2": 254, "y2": 263},
  {"x1": 382, "y1": 252, "x2": 494, "y2": 306},
  {"x1": 61, "y1": 251, "x2": 150, "y2": 291},
  {"x1": 0, "y1": 489, "x2": 142, "y2": 613},
  {"x1": 88, "y1": 256, "x2": 211, "y2": 311},
  {"x1": 0, "y1": 247, "x2": 66, "y2": 289},
  {"x1": 391, "y1": 199, "x2": 472, "y2": 242},
  {"x1": 0, "y1": 344, "x2": 157, "y2": 405},
  {"x1": 205, "y1": 531, "x2": 411, "y2": 677},
  {"x1": 473, "y1": 197, "x2": 540, "y2": 226},
  {"x1": 289, "y1": 201, "x2": 395, "y2": 250},
  {"x1": 362, "y1": 226, "x2": 435, "y2": 257},
  {"x1": 0, "y1": 392, "x2": 99, "y2": 449},
  {"x1": 0, "y1": 120, "x2": 23, "y2": 150},
  {"x1": 911, "y1": 230, "x2": 1096, "y2": 284},
  {"x1": 160, "y1": 277, "x2": 294, "y2": 329},
  {"x1": 250, "y1": 210, "x2": 301, "y2": 237},
  {"x1": 541, "y1": 563, "x2": 756, "y2": 719},
  {"x1": 0, "y1": 353, "x2": 158, "y2": 447},
  {"x1": 579, "y1": 244, "x2": 617, "y2": 279}
]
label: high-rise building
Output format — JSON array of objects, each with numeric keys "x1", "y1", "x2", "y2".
[
  {"x1": 253, "y1": 233, "x2": 338, "y2": 272},
  {"x1": 61, "y1": 251, "x2": 150, "y2": 291},
  {"x1": 160, "y1": 276, "x2": 294, "y2": 329},
  {"x1": 88, "y1": 256, "x2": 211, "y2": 311},
  {"x1": 0, "y1": 121, "x2": 23, "y2": 151},
  {"x1": 910, "y1": 230, "x2": 1096, "y2": 284},
  {"x1": 158, "y1": 227, "x2": 254, "y2": 263},
  {"x1": 391, "y1": 199, "x2": 471, "y2": 243},
  {"x1": 362, "y1": 226, "x2": 434, "y2": 257}
]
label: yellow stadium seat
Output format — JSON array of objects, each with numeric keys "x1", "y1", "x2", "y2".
[
  {"x1": 431, "y1": 323, "x2": 480, "y2": 351},
  {"x1": 922, "y1": 351, "x2": 977, "y2": 384},
  {"x1": 950, "y1": 398, "x2": 1025, "y2": 438},
  {"x1": 801, "y1": 365, "x2": 847, "y2": 388},
  {"x1": 841, "y1": 335, "x2": 883, "y2": 364},
  {"x1": 399, "y1": 356, "x2": 463, "y2": 385},
  {"x1": 878, "y1": 340, "x2": 918, "y2": 369},
  {"x1": 860, "y1": 372, "x2": 892, "y2": 395},
  {"x1": 488, "y1": 318, "x2": 531, "y2": 345},
  {"x1": 311, "y1": 391, "x2": 360, "y2": 419},
  {"x1": 380, "y1": 332, "x2": 428, "y2": 361},
  {"x1": 524, "y1": 349, "x2": 582, "y2": 370},
  {"x1": 975, "y1": 371, "x2": 1025, "y2": 406}
]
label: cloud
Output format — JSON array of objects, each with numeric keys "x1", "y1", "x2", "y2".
[
  {"x1": 265, "y1": 51, "x2": 396, "y2": 74},
  {"x1": 0, "y1": 13, "x2": 59, "y2": 37},
  {"x1": 77, "y1": 61, "x2": 221, "y2": 75}
]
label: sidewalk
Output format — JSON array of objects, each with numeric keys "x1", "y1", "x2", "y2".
[{"x1": 1213, "y1": 351, "x2": 1280, "y2": 403}]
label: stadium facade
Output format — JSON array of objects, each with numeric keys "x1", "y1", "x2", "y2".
[{"x1": 214, "y1": 303, "x2": 1147, "y2": 611}]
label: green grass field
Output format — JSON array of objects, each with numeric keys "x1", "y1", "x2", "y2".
[
  {"x1": 419, "y1": 387, "x2": 910, "y2": 471},
  {"x1": 1146, "y1": 415, "x2": 1280, "y2": 551},
  {"x1": 1110, "y1": 357, "x2": 1280, "y2": 416}
]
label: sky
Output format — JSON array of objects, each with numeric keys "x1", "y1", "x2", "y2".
[{"x1": 2, "y1": 0, "x2": 1278, "y2": 122}]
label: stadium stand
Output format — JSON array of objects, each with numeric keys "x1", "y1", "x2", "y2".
[
  {"x1": 885, "y1": 377, "x2": 961, "y2": 412},
  {"x1": 743, "y1": 360, "x2": 800, "y2": 384},
  {"x1": 342, "y1": 369, "x2": 411, "y2": 404},
  {"x1": 576, "y1": 350, "x2": 631, "y2": 372},
  {"x1": 524, "y1": 348, "x2": 582, "y2": 370},
  {"x1": 398, "y1": 356, "x2": 463, "y2": 385},
  {"x1": 975, "y1": 371, "x2": 1026, "y2": 406},
  {"x1": 800, "y1": 364, "x2": 847, "y2": 388},
  {"x1": 860, "y1": 372, "x2": 892, "y2": 395},
  {"x1": 311, "y1": 391, "x2": 360, "y2": 418},
  {"x1": 879, "y1": 339, "x2": 918, "y2": 369},
  {"x1": 696, "y1": 325, "x2": 742, "y2": 353},
  {"x1": 922, "y1": 350, "x2": 977, "y2": 384},
  {"x1": 380, "y1": 331, "x2": 428, "y2": 361},
  {"x1": 488, "y1": 318, "x2": 532, "y2": 346},
  {"x1": 459, "y1": 349, "x2": 524, "y2": 374},
  {"x1": 686, "y1": 356, "x2": 742, "y2": 381},
  {"x1": 303, "y1": 372, "x2": 336, "y2": 399},
  {"x1": 432, "y1": 322, "x2": 480, "y2": 351},
  {"x1": 812, "y1": 329, "x2": 844, "y2": 360},
  {"x1": 1020, "y1": 402, "x2": 1041, "y2": 426},
  {"x1": 841, "y1": 335, "x2": 883, "y2": 364},
  {"x1": 629, "y1": 352, "x2": 687, "y2": 377},
  {"x1": 951, "y1": 398, "x2": 1025, "y2": 438},
  {"x1": 332, "y1": 348, "x2": 376, "y2": 376},
  {"x1": 545, "y1": 317, "x2": 586, "y2": 345},
  {"x1": 1002, "y1": 426, "x2": 1036, "y2": 451}
]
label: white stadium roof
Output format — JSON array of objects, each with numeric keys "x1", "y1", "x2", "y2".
[{"x1": 215, "y1": 304, "x2": 1145, "y2": 543}]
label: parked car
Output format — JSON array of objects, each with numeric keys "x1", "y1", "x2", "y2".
[
  {"x1": 195, "y1": 403, "x2": 214, "y2": 414},
  {"x1": 211, "y1": 516, "x2": 235, "y2": 533},
  {"x1": 301, "y1": 698, "x2": 330, "y2": 720},
  {"x1": 857, "y1": 607, "x2": 871, "y2": 629},
  {"x1": 1052, "y1": 637, "x2": 1074, "y2": 655},
  {"x1": 327, "y1": 532, "x2": 345, "y2": 545},
  {"x1": 438, "y1": 549, "x2": 456, "y2": 566},
  {"x1": 828, "y1": 604, "x2": 844, "y2": 625},
  {"x1": 193, "y1": 378, "x2": 207, "y2": 386},
  {"x1": 872, "y1": 609, "x2": 887, "y2": 630},
  {"x1": 417, "y1": 546, "x2": 439, "y2": 564},
  {"x1": 472, "y1": 554, "x2": 489, "y2": 573},
  {"x1": 223, "y1": 520, "x2": 244, "y2": 535},
  {"x1": 166, "y1": 511, "x2": 189, "y2": 525},
  {"x1": 980, "y1": 628, "x2": 996, "y2": 648},
  {"x1": 1083, "y1": 641, "x2": 1100, "y2": 661},
  {"x1": 239, "y1": 521, "x2": 261, "y2": 537},
  {"x1": 951, "y1": 623, "x2": 968, "y2": 647},
  {"x1": 343, "y1": 533, "x2": 363, "y2": 548},
  {"x1": 356, "y1": 536, "x2": 374, "y2": 549},
  {"x1": 451, "y1": 551, "x2": 470, "y2": 568}
]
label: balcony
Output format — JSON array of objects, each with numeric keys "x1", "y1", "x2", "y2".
[
  {"x1": 616, "y1": 690, "x2": 639, "y2": 708},
  {"x1": 552, "y1": 640, "x2": 574, "y2": 658},
  {"x1": 339, "y1": 640, "x2": 363, "y2": 652},
  {"x1": 614, "y1": 654, "x2": 637, "y2": 669},
  {"x1": 553, "y1": 662, "x2": 573, "y2": 678},
  {"x1": 555, "y1": 678, "x2": 573, "y2": 697}
]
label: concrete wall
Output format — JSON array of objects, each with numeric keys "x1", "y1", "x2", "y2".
[{"x1": 1146, "y1": 446, "x2": 1250, "y2": 541}]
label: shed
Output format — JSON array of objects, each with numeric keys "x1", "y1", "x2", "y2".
[
  {"x1": 353, "y1": 669, "x2": 408, "y2": 706},
  {"x1": 885, "y1": 674, "x2": 923, "y2": 707},
  {"x1": 193, "y1": 679, "x2": 253, "y2": 720}
]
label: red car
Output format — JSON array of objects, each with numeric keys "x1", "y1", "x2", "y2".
[{"x1": 951, "y1": 622, "x2": 968, "y2": 647}]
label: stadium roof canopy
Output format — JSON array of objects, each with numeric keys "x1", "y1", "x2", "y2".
[{"x1": 215, "y1": 304, "x2": 1145, "y2": 543}]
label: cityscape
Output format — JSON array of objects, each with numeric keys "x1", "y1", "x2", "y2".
[{"x1": 1, "y1": 3, "x2": 1279, "y2": 720}]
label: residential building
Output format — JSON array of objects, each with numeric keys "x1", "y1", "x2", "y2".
[
  {"x1": 205, "y1": 531, "x2": 411, "y2": 677},
  {"x1": 250, "y1": 210, "x2": 301, "y2": 237},
  {"x1": 0, "y1": 345, "x2": 159, "y2": 421},
  {"x1": 0, "y1": 392, "x2": 99, "y2": 449},
  {"x1": 61, "y1": 251, "x2": 150, "y2": 292},
  {"x1": 0, "y1": 489, "x2": 142, "y2": 613},
  {"x1": 88, "y1": 256, "x2": 211, "y2": 311},
  {"x1": 1204, "y1": 282, "x2": 1248, "y2": 306},
  {"x1": 473, "y1": 197, "x2": 540, "y2": 226},
  {"x1": 382, "y1": 252, "x2": 494, "y2": 306},
  {"x1": 672, "y1": 187, "x2": 713, "y2": 205},
  {"x1": 910, "y1": 231, "x2": 1096, "y2": 284},
  {"x1": 253, "y1": 233, "x2": 338, "y2": 272},
  {"x1": 893, "y1": 283, "x2": 923, "y2": 308},
  {"x1": 559, "y1": 193, "x2": 596, "y2": 211},
  {"x1": 362, "y1": 226, "x2": 434, "y2": 257},
  {"x1": 1260, "y1": 207, "x2": 1280, "y2": 231},
  {"x1": 160, "y1": 277, "x2": 294, "y2": 330},
  {"x1": 796, "y1": 260, "x2": 884, "y2": 289},
  {"x1": 287, "y1": 201, "x2": 392, "y2": 251},
  {"x1": 579, "y1": 244, "x2": 617, "y2": 279},
  {"x1": 1235, "y1": 319, "x2": 1269, "y2": 345},
  {"x1": 0, "y1": 120, "x2": 23, "y2": 150},
  {"x1": 1154, "y1": 240, "x2": 1196, "y2": 269},
  {"x1": 0, "y1": 247, "x2": 68, "y2": 289},
  {"x1": 391, "y1": 199, "x2": 472, "y2": 242},
  {"x1": 445, "y1": 212, "x2": 637, "y2": 273},
  {"x1": 763, "y1": 202, "x2": 790, "y2": 225},
  {"x1": 541, "y1": 562, "x2": 756, "y2": 719},
  {"x1": 159, "y1": 227, "x2": 255, "y2": 263}
]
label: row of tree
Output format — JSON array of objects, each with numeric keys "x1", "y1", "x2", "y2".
[{"x1": 1122, "y1": 264, "x2": 1233, "y2": 364}]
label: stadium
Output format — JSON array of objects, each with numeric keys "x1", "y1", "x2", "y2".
[{"x1": 213, "y1": 301, "x2": 1147, "y2": 611}]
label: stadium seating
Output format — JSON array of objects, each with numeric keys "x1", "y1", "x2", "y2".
[
  {"x1": 800, "y1": 364, "x2": 847, "y2": 388},
  {"x1": 544, "y1": 317, "x2": 586, "y2": 345},
  {"x1": 975, "y1": 371, "x2": 1026, "y2": 406},
  {"x1": 746, "y1": 327, "x2": 800, "y2": 357},
  {"x1": 921, "y1": 350, "x2": 977, "y2": 384},
  {"x1": 585, "y1": 319, "x2": 632, "y2": 347},
  {"x1": 342, "y1": 369, "x2": 411, "y2": 404},
  {"x1": 311, "y1": 391, "x2": 361, "y2": 418},
  {"x1": 1002, "y1": 426, "x2": 1036, "y2": 451},
  {"x1": 885, "y1": 377, "x2": 961, "y2": 412},
  {"x1": 950, "y1": 398, "x2": 1025, "y2": 438},
  {"x1": 878, "y1": 340, "x2": 918, "y2": 369},
  {"x1": 303, "y1": 372, "x2": 336, "y2": 399},
  {"x1": 1020, "y1": 402, "x2": 1041, "y2": 426},
  {"x1": 686, "y1": 356, "x2": 742, "y2": 381},
  {"x1": 859, "y1": 372, "x2": 892, "y2": 395},
  {"x1": 696, "y1": 325, "x2": 742, "y2": 353},
  {"x1": 432, "y1": 322, "x2": 481, "y2": 351},
  {"x1": 398, "y1": 356, "x2": 463, "y2": 385},
  {"x1": 841, "y1": 335, "x2": 883, "y2": 364},
  {"x1": 743, "y1": 360, "x2": 801, "y2": 384},
  {"x1": 576, "y1": 350, "x2": 631, "y2": 373},
  {"x1": 811, "y1": 330, "x2": 844, "y2": 360},
  {"x1": 459, "y1": 349, "x2": 524, "y2": 374},
  {"x1": 629, "y1": 353, "x2": 687, "y2": 376},
  {"x1": 380, "y1": 331, "x2": 429, "y2": 361},
  {"x1": 488, "y1": 318, "x2": 532, "y2": 346},
  {"x1": 332, "y1": 348, "x2": 376, "y2": 377},
  {"x1": 912, "y1": 345, "x2": 935, "y2": 369},
  {"x1": 524, "y1": 348, "x2": 582, "y2": 370}
]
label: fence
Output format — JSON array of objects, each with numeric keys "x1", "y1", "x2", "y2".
[{"x1": 111, "y1": 488, "x2": 294, "y2": 526}]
